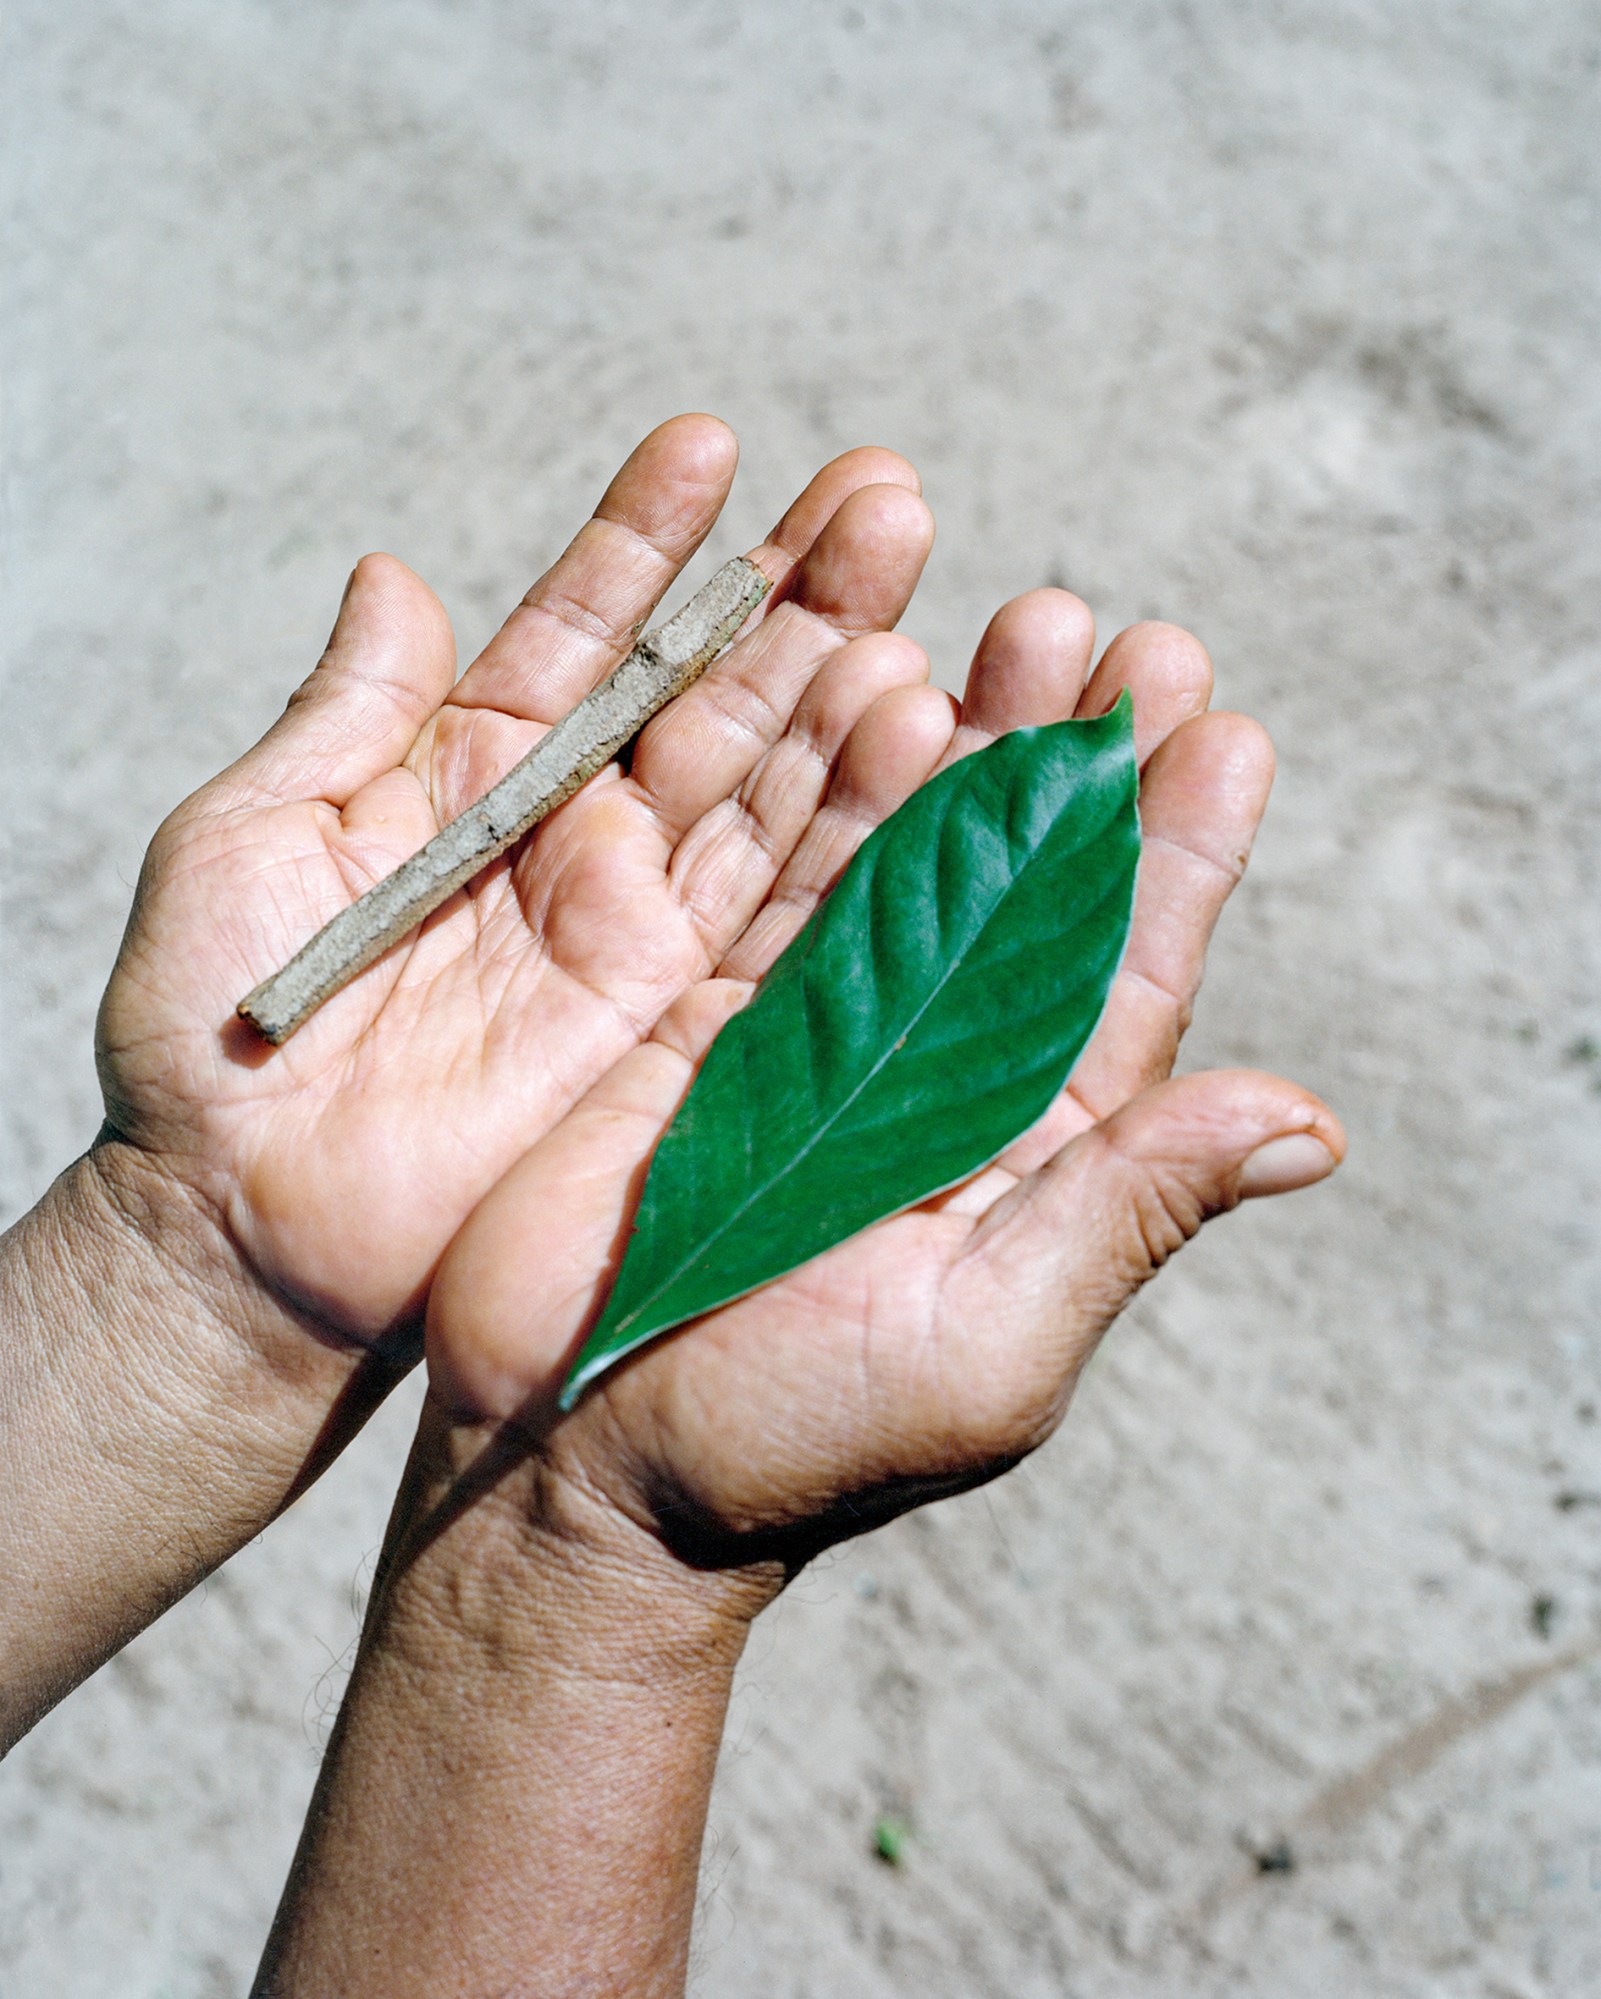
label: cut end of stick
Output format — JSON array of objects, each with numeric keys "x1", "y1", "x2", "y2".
[{"x1": 237, "y1": 990, "x2": 295, "y2": 1047}]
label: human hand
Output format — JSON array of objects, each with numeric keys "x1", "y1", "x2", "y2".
[
  {"x1": 92, "y1": 416, "x2": 933, "y2": 1358},
  {"x1": 0, "y1": 417, "x2": 934, "y2": 1737},
  {"x1": 258, "y1": 596, "x2": 1346, "y2": 1999},
  {"x1": 426, "y1": 596, "x2": 1345, "y2": 1592}
]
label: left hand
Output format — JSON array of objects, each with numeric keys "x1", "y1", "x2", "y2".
[
  {"x1": 92, "y1": 417, "x2": 933, "y2": 1356},
  {"x1": 0, "y1": 419, "x2": 935, "y2": 1741}
]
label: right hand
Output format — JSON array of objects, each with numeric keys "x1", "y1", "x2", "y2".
[{"x1": 425, "y1": 596, "x2": 1344, "y2": 1596}]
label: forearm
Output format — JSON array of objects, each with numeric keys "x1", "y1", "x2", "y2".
[
  {"x1": 0, "y1": 1140, "x2": 364, "y2": 1744},
  {"x1": 254, "y1": 1401, "x2": 772, "y2": 1999}
]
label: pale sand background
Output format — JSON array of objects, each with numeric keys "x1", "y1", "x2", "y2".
[{"x1": 3, "y1": 3, "x2": 1599, "y2": 1993}]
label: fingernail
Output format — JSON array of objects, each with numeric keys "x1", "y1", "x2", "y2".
[{"x1": 1237, "y1": 1133, "x2": 1337, "y2": 1199}]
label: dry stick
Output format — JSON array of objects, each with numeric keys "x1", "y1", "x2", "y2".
[{"x1": 238, "y1": 556, "x2": 772, "y2": 1045}]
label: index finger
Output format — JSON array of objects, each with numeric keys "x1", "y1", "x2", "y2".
[{"x1": 441, "y1": 413, "x2": 741, "y2": 729}]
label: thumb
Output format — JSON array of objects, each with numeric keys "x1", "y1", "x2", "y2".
[
  {"x1": 966, "y1": 1068, "x2": 1344, "y2": 1370},
  {"x1": 221, "y1": 553, "x2": 456, "y2": 808}
]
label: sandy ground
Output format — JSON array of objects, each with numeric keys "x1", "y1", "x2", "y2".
[{"x1": 3, "y1": 2, "x2": 1599, "y2": 1992}]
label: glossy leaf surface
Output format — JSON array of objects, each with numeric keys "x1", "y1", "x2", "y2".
[{"x1": 559, "y1": 692, "x2": 1141, "y2": 1408}]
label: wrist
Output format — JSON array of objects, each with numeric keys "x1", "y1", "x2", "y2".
[
  {"x1": 258, "y1": 1396, "x2": 765, "y2": 1999},
  {"x1": 76, "y1": 1129, "x2": 356, "y2": 1417},
  {"x1": 0, "y1": 1144, "x2": 365, "y2": 1743},
  {"x1": 6, "y1": 1142, "x2": 263, "y2": 1463},
  {"x1": 372, "y1": 1394, "x2": 783, "y2": 1689}
]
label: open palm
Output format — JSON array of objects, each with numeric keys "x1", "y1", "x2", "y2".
[
  {"x1": 94, "y1": 417, "x2": 935, "y2": 1356},
  {"x1": 428, "y1": 595, "x2": 1345, "y2": 1563}
]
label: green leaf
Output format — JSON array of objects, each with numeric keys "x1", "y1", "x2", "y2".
[{"x1": 559, "y1": 691, "x2": 1141, "y2": 1409}]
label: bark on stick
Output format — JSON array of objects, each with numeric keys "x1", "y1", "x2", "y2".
[{"x1": 238, "y1": 556, "x2": 771, "y2": 1044}]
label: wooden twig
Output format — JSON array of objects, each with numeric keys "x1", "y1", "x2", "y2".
[{"x1": 238, "y1": 556, "x2": 771, "y2": 1044}]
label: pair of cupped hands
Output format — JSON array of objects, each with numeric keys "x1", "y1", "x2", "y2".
[{"x1": 62, "y1": 415, "x2": 1340, "y2": 1719}]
